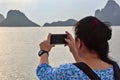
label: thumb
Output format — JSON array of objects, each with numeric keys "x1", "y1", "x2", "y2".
[{"x1": 47, "y1": 33, "x2": 51, "y2": 41}]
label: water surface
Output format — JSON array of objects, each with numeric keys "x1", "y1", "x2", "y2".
[{"x1": 0, "y1": 27, "x2": 119, "y2": 80}]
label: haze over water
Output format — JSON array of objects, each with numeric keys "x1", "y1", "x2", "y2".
[{"x1": 0, "y1": 27, "x2": 119, "y2": 80}]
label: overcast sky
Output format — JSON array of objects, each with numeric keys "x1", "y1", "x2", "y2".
[{"x1": 0, "y1": 0, "x2": 120, "y2": 26}]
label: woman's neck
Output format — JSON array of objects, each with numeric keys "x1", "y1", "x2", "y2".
[
  {"x1": 78, "y1": 51, "x2": 112, "y2": 70},
  {"x1": 79, "y1": 50, "x2": 100, "y2": 61}
]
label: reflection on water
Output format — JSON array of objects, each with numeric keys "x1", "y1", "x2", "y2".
[
  {"x1": 0, "y1": 27, "x2": 40, "y2": 80},
  {"x1": 0, "y1": 27, "x2": 74, "y2": 80},
  {"x1": 0, "y1": 27, "x2": 119, "y2": 80}
]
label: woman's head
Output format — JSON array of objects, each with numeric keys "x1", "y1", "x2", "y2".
[{"x1": 74, "y1": 16, "x2": 112, "y2": 61}]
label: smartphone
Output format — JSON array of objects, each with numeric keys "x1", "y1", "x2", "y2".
[{"x1": 50, "y1": 34, "x2": 67, "y2": 44}]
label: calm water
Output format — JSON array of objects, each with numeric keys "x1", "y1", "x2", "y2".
[{"x1": 0, "y1": 27, "x2": 120, "y2": 80}]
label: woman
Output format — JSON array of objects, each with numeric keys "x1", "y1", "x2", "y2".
[{"x1": 36, "y1": 16, "x2": 119, "y2": 80}]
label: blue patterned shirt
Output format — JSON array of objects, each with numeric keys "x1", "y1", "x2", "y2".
[{"x1": 36, "y1": 63, "x2": 115, "y2": 80}]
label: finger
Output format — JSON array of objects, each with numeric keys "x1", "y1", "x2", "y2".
[
  {"x1": 64, "y1": 44, "x2": 66, "y2": 47},
  {"x1": 65, "y1": 31, "x2": 74, "y2": 41},
  {"x1": 51, "y1": 44, "x2": 55, "y2": 47},
  {"x1": 47, "y1": 33, "x2": 51, "y2": 41},
  {"x1": 65, "y1": 38, "x2": 71, "y2": 44},
  {"x1": 64, "y1": 44, "x2": 67, "y2": 47}
]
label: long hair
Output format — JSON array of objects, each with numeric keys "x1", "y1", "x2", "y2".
[{"x1": 74, "y1": 16, "x2": 115, "y2": 64}]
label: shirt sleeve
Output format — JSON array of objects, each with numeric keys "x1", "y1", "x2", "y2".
[
  {"x1": 36, "y1": 63, "x2": 79, "y2": 80},
  {"x1": 36, "y1": 63, "x2": 54, "y2": 80}
]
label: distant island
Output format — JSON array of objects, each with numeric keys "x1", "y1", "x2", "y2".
[
  {"x1": 0, "y1": 14, "x2": 5, "y2": 23},
  {"x1": 0, "y1": 10, "x2": 40, "y2": 27},
  {"x1": 1, "y1": 0, "x2": 120, "y2": 27},
  {"x1": 95, "y1": 0, "x2": 120, "y2": 26},
  {"x1": 43, "y1": 19, "x2": 77, "y2": 27}
]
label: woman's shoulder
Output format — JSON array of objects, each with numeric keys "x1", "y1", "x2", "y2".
[
  {"x1": 59, "y1": 63, "x2": 115, "y2": 75},
  {"x1": 54, "y1": 63, "x2": 85, "y2": 75},
  {"x1": 55, "y1": 63, "x2": 76, "y2": 70},
  {"x1": 53, "y1": 63, "x2": 86, "y2": 78},
  {"x1": 52, "y1": 63, "x2": 80, "y2": 73}
]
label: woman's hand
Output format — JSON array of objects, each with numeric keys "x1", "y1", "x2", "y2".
[
  {"x1": 39, "y1": 33, "x2": 55, "y2": 65},
  {"x1": 65, "y1": 31, "x2": 77, "y2": 53},
  {"x1": 39, "y1": 33, "x2": 54, "y2": 52},
  {"x1": 65, "y1": 31, "x2": 81, "y2": 62}
]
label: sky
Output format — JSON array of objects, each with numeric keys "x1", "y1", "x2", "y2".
[{"x1": 0, "y1": 0, "x2": 120, "y2": 26}]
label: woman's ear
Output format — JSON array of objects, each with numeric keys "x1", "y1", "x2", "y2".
[{"x1": 76, "y1": 38, "x2": 82, "y2": 49}]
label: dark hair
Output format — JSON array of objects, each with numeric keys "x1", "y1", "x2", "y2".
[{"x1": 75, "y1": 16, "x2": 115, "y2": 64}]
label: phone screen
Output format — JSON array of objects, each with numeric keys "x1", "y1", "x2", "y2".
[{"x1": 50, "y1": 34, "x2": 67, "y2": 44}]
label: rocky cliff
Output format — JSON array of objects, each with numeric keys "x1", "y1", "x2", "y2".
[
  {"x1": 43, "y1": 19, "x2": 77, "y2": 27},
  {"x1": 0, "y1": 14, "x2": 5, "y2": 23},
  {"x1": 0, "y1": 10, "x2": 39, "y2": 27},
  {"x1": 95, "y1": 0, "x2": 120, "y2": 26}
]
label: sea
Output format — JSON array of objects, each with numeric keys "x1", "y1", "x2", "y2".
[{"x1": 0, "y1": 26, "x2": 120, "y2": 80}]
